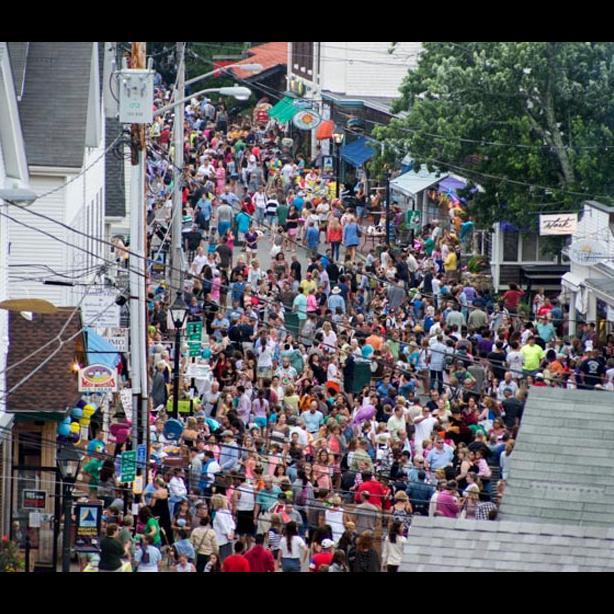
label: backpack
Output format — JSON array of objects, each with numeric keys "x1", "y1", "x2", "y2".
[{"x1": 295, "y1": 482, "x2": 309, "y2": 507}]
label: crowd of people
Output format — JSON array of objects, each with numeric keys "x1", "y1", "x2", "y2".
[{"x1": 86, "y1": 74, "x2": 614, "y2": 573}]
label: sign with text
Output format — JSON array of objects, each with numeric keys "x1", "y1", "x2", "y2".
[
  {"x1": 186, "y1": 321, "x2": 203, "y2": 357},
  {"x1": 568, "y1": 238, "x2": 609, "y2": 266},
  {"x1": 22, "y1": 490, "x2": 46, "y2": 510},
  {"x1": 120, "y1": 450, "x2": 137, "y2": 483},
  {"x1": 82, "y1": 290, "x2": 121, "y2": 328},
  {"x1": 78, "y1": 364, "x2": 118, "y2": 393},
  {"x1": 74, "y1": 503, "x2": 103, "y2": 552},
  {"x1": 96, "y1": 327, "x2": 129, "y2": 352},
  {"x1": 539, "y1": 213, "x2": 578, "y2": 236}
]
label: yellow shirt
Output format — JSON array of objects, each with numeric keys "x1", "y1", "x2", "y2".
[
  {"x1": 300, "y1": 278, "x2": 317, "y2": 295},
  {"x1": 520, "y1": 344, "x2": 545, "y2": 371},
  {"x1": 444, "y1": 251, "x2": 458, "y2": 272}
]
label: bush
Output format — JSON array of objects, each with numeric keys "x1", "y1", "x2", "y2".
[
  {"x1": 467, "y1": 255, "x2": 489, "y2": 273},
  {"x1": 0, "y1": 536, "x2": 24, "y2": 572}
]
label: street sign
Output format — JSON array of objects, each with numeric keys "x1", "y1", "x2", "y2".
[
  {"x1": 136, "y1": 444, "x2": 147, "y2": 469},
  {"x1": 186, "y1": 321, "x2": 203, "y2": 357},
  {"x1": 120, "y1": 450, "x2": 137, "y2": 483},
  {"x1": 78, "y1": 364, "x2": 118, "y2": 393},
  {"x1": 22, "y1": 489, "x2": 46, "y2": 510}
]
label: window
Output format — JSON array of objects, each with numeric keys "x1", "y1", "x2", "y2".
[
  {"x1": 522, "y1": 233, "x2": 538, "y2": 261},
  {"x1": 291, "y1": 42, "x2": 313, "y2": 80},
  {"x1": 503, "y1": 231, "x2": 519, "y2": 262}
]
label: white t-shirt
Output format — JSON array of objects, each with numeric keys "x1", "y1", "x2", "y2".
[
  {"x1": 235, "y1": 483, "x2": 255, "y2": 511},
  {"x1": 254, "y1": 191, "x2": 267, "y2": 209},
  {"x1": 279, "y1": 535, "x2": 306, "y2": 559},
  {"x1": 192, "y1": 254, "x2": 207, "y2": 275},
  {"x1": 506, "y1": 350, "x2": 524, "y2": 376},
  {"x1": 414, "y1": 416, "x2": 438, "y2": 454}
]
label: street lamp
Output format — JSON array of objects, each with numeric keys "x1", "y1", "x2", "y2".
[
  {"x1": 0, "y1": 188, "x2": 38, "y2": 204},
  {"x1": 57, "y1": 443, "x2": 83, "y2": 573},
  {"x1": 332, "y1": 128, "x2": 345, "y2": 199},
  {"x1": 153, "y1": 85, "x2": 253, "y2": 118},
  {"x1": 170, "y1": 292, "x2": 189, "y2": 419}
]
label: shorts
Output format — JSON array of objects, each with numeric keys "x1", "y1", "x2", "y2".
[
  {"x1": 281, "y1": 558, "x2": 301, "y2": 572},
  {"x1": 236, "y1": 510, "x2": 256, "y2": 536},
  {"x1": 288, "y1": 228, "x2": 298, "y2": 237},
  {"x1": 218, "y1": 221, "x2": 231, "y2": 236},
  {"x1": 254, "y1": 416, "x2": 268, "y2": 429}
]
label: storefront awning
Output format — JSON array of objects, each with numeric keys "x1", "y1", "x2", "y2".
[
  {"x1": 561, "y1": 272, "x2": 584, "y2": 292},
  {"x1": 268, "y1": 96, "x2": 300, "y2": 124},
  {"x1": 316, "y1": 119, "x2": 334, "y2": 140},
  {"x1": 391, "y1": 166, "x2": 448, "y2": 197},
  {"x1": 340, "y1": 136, "x2": 377, "y2": 167},
  {"x1": 85, "y1": 328, "x2": 120, "y2": 369}
]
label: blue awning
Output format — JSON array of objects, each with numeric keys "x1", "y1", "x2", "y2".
[
  {"x1": 85, "y1": 328, "x2": 121, "y2": 369},
  {"x1": 340, "y1": 136, "x2": 377, "y2": 167}
]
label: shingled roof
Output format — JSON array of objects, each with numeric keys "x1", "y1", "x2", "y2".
[
  {"x1": 6, "y1": 309, "x2": 86, "y2": 413},
  {"x1": 401, "y1": 516, "x2": 614, "y2": 572},
  {"x1": 8, "y1": 42, "x2": 96, "y2": 168},
  {"x1": 499, "y1": 387, "x2": 614, "y2": 528}
]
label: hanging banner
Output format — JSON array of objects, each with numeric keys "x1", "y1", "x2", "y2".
[
  {"x1": 568, "y1": 238, "x2": 609, "y2": 266},
  {"x1": 78, "y1": 364, "x2": 118, "y2": 393},
  {"x1": 539, "y1": 213, "x2": 578, "y2": 236},
  {"x1": 293, "y1": 109, "x2": 322, "y2": 131}
]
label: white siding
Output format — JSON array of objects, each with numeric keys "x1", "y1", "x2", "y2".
[
  {"x1": 7, "y1": 174, "x2": 68, "y2": 305},
  {"x1": 320, "y1": 41, "x2": 422, "y2": 99},
  {"x1": 0, "y1": 140, "x2": 9, "y2": 416}
]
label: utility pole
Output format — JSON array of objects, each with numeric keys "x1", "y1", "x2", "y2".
[
  {"x1": 128, "y1": 42, "x2": 147, "y2": 456},
  {"x1": 385, "y1": 169, "x2": 391, "y2": 247},
  {"x1": 170, "y1": 42, "x2": 186, "y2": 301}
]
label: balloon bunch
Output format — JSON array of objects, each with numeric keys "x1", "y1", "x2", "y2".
[{"x1": 57, "y1": 399, "x2": 97, "y2": 444}]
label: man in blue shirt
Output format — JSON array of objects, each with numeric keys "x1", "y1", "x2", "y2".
[
  {"x1": 327, "y1": 287, "x2": 346, "y2": 314},
  {"x1": 305, "y1": 222, "x2": 320, "y2": 252},
  {"x1": 426, "y1": 438, "x2": 455, "y2": 471},
  {"x1": 219, "y1": 431, "x2": 240, "y2": 472},
  {"x1": 254, "y1": 477, "x2": 282, "y2": 533},
  {"x1": 300, "y1": 402, "x2": 324, "y2": 434}
]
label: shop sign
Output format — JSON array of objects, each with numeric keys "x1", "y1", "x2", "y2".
[
  {"x1": 82, "y1": 290, "x2": 120, "y2": 328},
  {"x1": 293, "y1": 109, "x2": 322, "y2": 131},
  {"x1": 96, "y1": 327, "x2": 129, "y2": 352},
  {"x1": 74, "y1": 503, "x2": 103, "y2": 552},
  {"x1": 22, "y1": 490, "x2": 46, "y2": 510},
  {"x1": 568, "y1": 238, "x2": 609, "y2": 266},
  {"x1": 78, "y1": 364, "x2": 118, "y2": 393},
  {"x1": 539, "y1": 213, "x2": 578, "y2": 236}
]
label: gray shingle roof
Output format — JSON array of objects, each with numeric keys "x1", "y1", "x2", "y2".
[
  {"x1": 7, "y1": 42, "x2": 29, "y2": 99},
  {"x1": 13, "y1": 42, "x2": 95, "y2": 168},
  {"x1": 104, "y1": 116, "x2": 126, "y2": 217},
  {"x1": 400, "y1": 517, "x2": 614, "y2": 572},
  {"x1": 500, "y1": 387, "x2": 614, "y2": 528}
]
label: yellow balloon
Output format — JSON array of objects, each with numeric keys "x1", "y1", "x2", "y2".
[
  {"x1": 83, "y1": 404, "x2": 94, "y2": 413},
  {"x1": 70, "y1": 422, "x2": 80, "y2": 434},
  {"x1": 79, "y1": 417, "x2": 91, "y2": 427},
  {"x1": 82, "y1": 407, "x2": 95, "y2": 418}
]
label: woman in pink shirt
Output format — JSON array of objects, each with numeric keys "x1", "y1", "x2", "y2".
[{"x1": 435, "y1": 480, "x2": 460, "y2": 518}]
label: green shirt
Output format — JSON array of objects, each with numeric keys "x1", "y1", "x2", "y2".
[
  {"x1": 424, "y1": 237, "x2": 435, "y2": 256},
  {"x1": 520, "y1": 344, "x2": 545, "y2": 371},
  {"x1": 146, "y1": 517, "x2": 161, "y2": 546},
  {"x1": 277, "y1": 203, "x2": 289, "y2": 225},
  {"x1": 292, "y1": 293, "x2": 308, "y2": 320}
]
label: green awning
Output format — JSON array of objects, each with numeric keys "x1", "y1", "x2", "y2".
[{"x1": 268, "y1": 96, "x2": 300, "y2": 123}]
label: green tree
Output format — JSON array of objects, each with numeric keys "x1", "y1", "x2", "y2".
[{"x1": 373, "y1": 42, "x2": 614, "y2": 227}]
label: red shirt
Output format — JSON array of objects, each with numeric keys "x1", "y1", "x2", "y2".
[
  {"x1": 354, "y1": 478, "x2": 388, "y2": 508},
  {"x1": 310, "y1": 551, "x2": 333, "y2": 572},
  {"x1": 502, "y1": 289, "x2": 524, "y2": 310},
  {"x1": 222, "y1": 554, "x2": 251, "y2": 573},
  {"x1": 244, "y1": 545, "x2": 275, "y2": 573}
]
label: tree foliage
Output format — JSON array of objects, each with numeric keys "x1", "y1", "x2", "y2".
[{"x1": 373, "y1": 42, "x2": 614, "y2": 227}]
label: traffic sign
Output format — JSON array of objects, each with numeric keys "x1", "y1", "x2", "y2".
[
  {"x1": 186, "y1": 321, "x2": 203, "y2": 357},
  {"x1": 406, "y1": 210, "x2": 422, "y2": 230},
  {"x1": 120, "y1": 450, "x2": 137, "y2": 483},
  {"x1": 136, "y1": 444, "x2": 147, "y2": 469}
]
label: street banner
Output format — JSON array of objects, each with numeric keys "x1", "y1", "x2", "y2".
[{"x1": 539, "y1": 213, "x2": 578, "y2": 236}]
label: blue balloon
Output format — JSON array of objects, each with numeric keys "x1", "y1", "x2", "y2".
[
  {"x1": 77, "y1": 400, "x2": 88, "y2": 409},
  {"x1": 71, "y1": 407, "x2": 83, "y2": 418},
  {"x1": 58, "y1": 423, "x2": 71, "y2": 436},
  {"x1": 63, "y1": 416, "x2": 72, "y2": 424}
]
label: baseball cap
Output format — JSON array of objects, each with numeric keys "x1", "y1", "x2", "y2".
[{"x1": 321, "y1": 539, "x2": 335, "y2": 549}]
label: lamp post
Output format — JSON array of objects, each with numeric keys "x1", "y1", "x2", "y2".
[
  {"x1": 332, "y1": 128, "x2": 345, "y2": 199},
  {"x1": 57, "y1": 443, "x2": 83, "y2": 573},
  {"x1": 170, "y1": 292, "x2": 189, "y2": 419}
]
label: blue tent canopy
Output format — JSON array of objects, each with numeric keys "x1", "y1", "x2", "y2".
[
  {"x1": 85, "y1": 328, "x2": 121, "y2": 369},
  {"x1": 340, "y1": 136, "x2": 378, "y2": 167}
]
